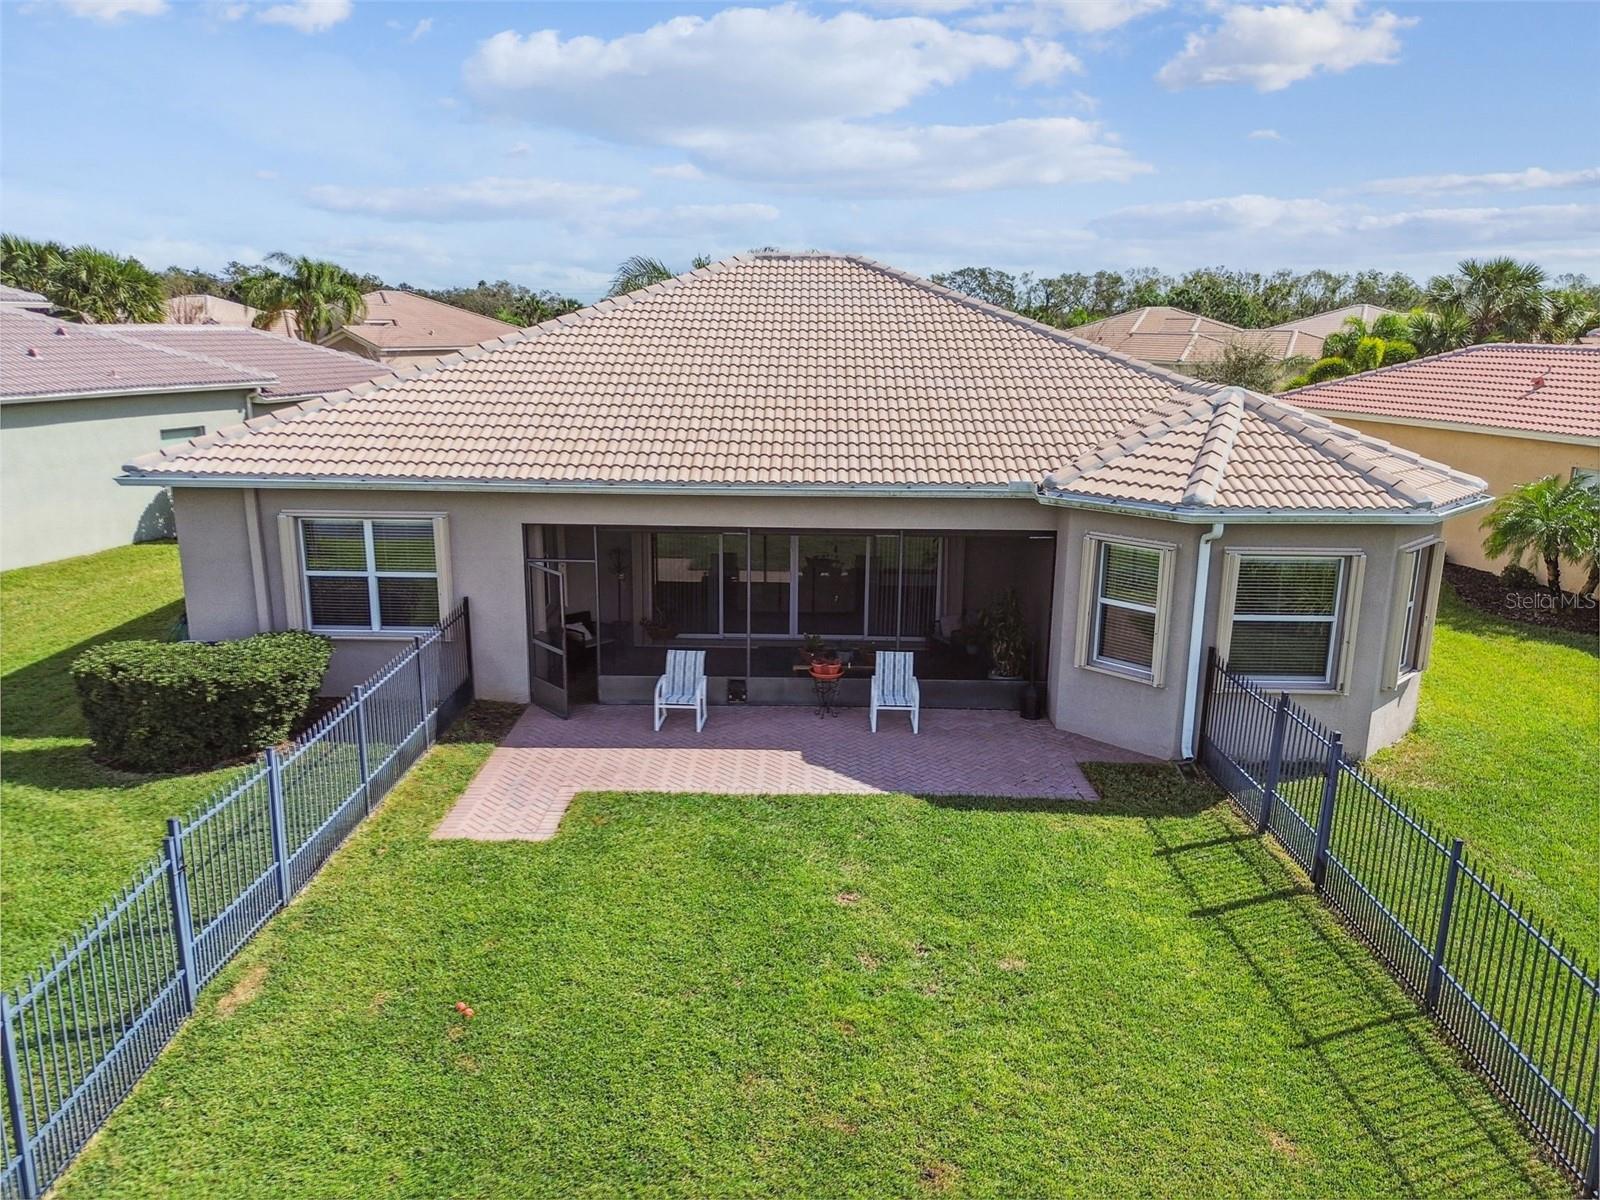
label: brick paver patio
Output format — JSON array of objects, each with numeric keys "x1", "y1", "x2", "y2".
[{"x1": 435, "y1": 704, "x2": 1154, "y2": 841}]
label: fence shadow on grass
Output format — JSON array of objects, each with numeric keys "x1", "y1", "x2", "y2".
[{"x1": 1149, "y1": 809, "x2": 1556, "y2": 1198}]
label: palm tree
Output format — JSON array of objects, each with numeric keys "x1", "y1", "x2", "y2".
[
  {"x1": 1, "y1": 235, "x2": 164, "y2": 322},
  {"x1": 1406, "y1": 305, "x2": 1473, "y2": 357},
  {"x1": 1428, "y1": 257, "x2": 1550, "y2": 342},
  {"x1": 1480, "y1": 474, "x2": 1597, "y2": 593},
  {"x1": 1320, "y1": 313, "x2": 1417, "y2": 371},
  {"x1": 607, "y1": 253, "x2": 713, "y2": 297},
  {"x1": 237, "y1": 253, "x2": 368, "y2": 342},
  {"x1": 0, "y1": 233, "x2": 67, "y2": 294},
  {"x1": 1539, "y1": 287, "x2": 1600, "y2": 344}
]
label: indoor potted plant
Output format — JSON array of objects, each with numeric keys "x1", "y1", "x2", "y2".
[{"x1": 980, "y1": 590, "x2": 1029, "y2": 681}]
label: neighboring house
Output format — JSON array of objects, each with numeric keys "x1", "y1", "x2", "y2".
[
  {"x1": 104, "y1": 324, "x2": 394, "y2": 415},
  {"x1": 1287, "y1": 343, "x2": 1600, "y2": 577},
  {"x1": 0, "y1": 314, "x2": 393, "y2": 570},
  {"x1": 165, "y1": 293, "x2": 297, "y2": 337},
  {"x1": 1070, "y1": 306, "x2": 1324, "y2": 373},
  {"x1": 0, "y1": 285, "x2": 53, "y2": 314},
  {"x1": 124, "y1": 254, "x2": 1489, "y2": 760},
  {"x1": 322, "y1": 290, "x2": 517, "y2": 370},
  {"x1": 1270, "y1": 304, "x2": 1401, "y2": 341}
]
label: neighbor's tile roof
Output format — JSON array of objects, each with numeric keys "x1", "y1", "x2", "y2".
[
  {"x1": 331, "y1": 290, "x2": 517, "y2": 352},
  {"x1": 100, "y1": 324, "x2": 395, "y2": 400},
  {"x1": 1, "y1": 310, "x2": 271, "y2": 401},
  {"x1": 122, "y1": 253, "x2": 1486, "y2": 517},
  {"x1": 1070, "y1": 306, "x2": 1323, "y2": 364},
  {"x1": 1270, "y1": 304, "x2": 1400, "y2": 339},
  {"x1": 1286, "y1": 343, "x2": 1600, "y2": 440},
  {"x1": 0, "y1": 285, "x2": 51, "y2": 309}
]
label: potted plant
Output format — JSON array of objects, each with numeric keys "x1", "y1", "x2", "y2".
[
  {"x1": 802, "y1": 632, "x2": 828, "y2": 662},
  {"x1": 641, "y1": 610, "x2": 678, "y2": 643},
  {"x1": 980, "y1": 590, "x2": 1029, "y2": 681}
]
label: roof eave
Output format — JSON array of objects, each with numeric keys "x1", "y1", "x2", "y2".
[
  {"x1": 1034, "y1": 487, "x2": 1493, "y2": 525},
  {"x1": 1, "y1": 379, "x2": 268, "y2": 404}
]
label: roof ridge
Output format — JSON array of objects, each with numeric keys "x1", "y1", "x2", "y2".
[
  {"x1": 832, "y1": 255, "x2": 1219, "y2": 394},
  {"x1": 1182, "y1": 387, "x2": 1247, "y2": 506},
  {"x1": 1041, "y1": 391, "x2": 1214, "y2": 489},
  {"x1": 1241, "y1": 392, "x2": 1486, "y2": 507}
]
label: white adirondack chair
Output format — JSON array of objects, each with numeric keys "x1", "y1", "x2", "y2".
[
  {"x1": 654, "y1": 649, "x2": 707, "y2": 732},
  {"x1": 870, "y1": 651, "x2": 920, "y2": 733}
]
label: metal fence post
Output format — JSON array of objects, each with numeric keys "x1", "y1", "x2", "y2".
[
  {"x1": 1, "y1": 996, "x2": 39, "y2": 1200},
  {"x1": 1585, "y1": 1121, "x2": 1599, "y2": 1200},
  {"x1": 163, "y1": 821, "x2": 199, "y2": 1014},
  {"x1": 352, "y1": 685, "x2": 372, "y2": 815},
  {"x1": 1425, "y1": 838, "x2": 1465, "y2": 1011},
  {"x1": 1259, "y1": 692, "x2": 1291, "y2": 835},
  {"x1": 1310, "y1": 732, "x2": 1342, "y2": 889},
  {"x1": 461, "y1": 596, "x2": 475, "y2": 700},
  {"x1": 266, "y1": 748, "x2": 291, "y2": 906},
  {"x1": 413, "y1": 635, "x2": 428, "y2": 734}
]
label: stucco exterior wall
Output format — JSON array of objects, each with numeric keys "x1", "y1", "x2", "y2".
[
  {"x1": 170, "y1": 484, "x2": 1441, "y2": 759},
  {"x1": 1303, "y1": 415, "x2": 1600, "y2": 576},
  {"x1": 0, "y1": 388, "x2": 252, "y2": 570}
]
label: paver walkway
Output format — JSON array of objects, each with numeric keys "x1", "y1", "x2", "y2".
[{"x1": 436, "y1": 704, "x2": 1153, "y2": 841}]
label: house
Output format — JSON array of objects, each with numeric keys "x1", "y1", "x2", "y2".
[
  {"x1": 164, "y1": 293, "x2": 296, "y2": 336},
  {"x1": 122, "y1": 253, "x2": 1489, "y2": 760},
  {"x1": 104, "y1": 324, "x2": 395, "y2": 415},
  {"x1": 1270, "y1": 304, "x2": 1401, "y2": 341},
  {"x1": 0, "y1": 314, "x2": 393, "y2": 569},
  {"x1": 1286, "y1": 344, "x2": 1600, "y2": 576},
  {"x1": 321, "y1": 290, "x2": 517, "y2": 370},
  {"x1": 1069, "y1": 306, "x2": 1323, "y2": 373},
  {"x1": 0, "y1": 285, "x2": 53, "y2": 314}
]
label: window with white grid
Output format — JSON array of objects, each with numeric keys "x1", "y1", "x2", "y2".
[{"x1": 299, "y1": 518, "x2": 440, "y2": 632}]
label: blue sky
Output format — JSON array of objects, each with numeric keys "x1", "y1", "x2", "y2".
[{"x1": 3, "y1": 0, "x2": 1596, "y2": 299}]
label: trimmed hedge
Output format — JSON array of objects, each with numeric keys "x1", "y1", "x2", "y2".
[{"x1": 72, "y1": 632, "x2": 332, "y2": 772}]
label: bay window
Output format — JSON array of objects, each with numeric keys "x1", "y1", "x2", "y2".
[
  {"x1": 1077, "y1": 534, "x2": 1174, "y2": 685},
  {"x1": 1222, "y1": 553, "x2": 1356, "y2": 689}
]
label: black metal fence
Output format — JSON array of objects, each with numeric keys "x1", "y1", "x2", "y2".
[
  {"x1": 0, "y1": 601, "x2": 474, "y2": 1199},
  {"x1": 1201, "y1": 650, "x2": 1600, "y2": 1193}
]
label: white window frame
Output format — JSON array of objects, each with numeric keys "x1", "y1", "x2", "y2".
[
  {"x1": 279, "y1": 511, "x2": 451, "y2": 637},
  {"x1": 1383, "y1": 535, "x2": 1445, "y2": 689},
  {"x1": 1216, "y1": 549, "x2": 1365, "y2": 694},
  {"x1": 1075, "y1": 533, "x2": 1175, "y2": 687}
]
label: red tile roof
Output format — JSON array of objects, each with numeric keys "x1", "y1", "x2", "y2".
[
  {"x1": 1, "y1": 311, "x2": 270, "y2": 401},
  {"x1": 99, "y1": 324, "x2": 394, "y2": 400},
  {"x1": 122, "y1": 254, "x2": 1486, "y2": 519},
  {"x1": 1286, "y1": 343, "x2": 1600, "y2": 441}
]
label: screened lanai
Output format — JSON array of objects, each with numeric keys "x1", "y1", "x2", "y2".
[{"x1": 524, "y1": 525, "x2": 1056, "y2": 716}]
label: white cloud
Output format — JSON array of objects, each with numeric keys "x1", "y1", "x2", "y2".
[
  {"x1": 254, "y1": 168, "x2": 279, "y2": 180},
  {"x1": 1363, "y1": 166, "x2": 1600, "y2": 195},
  {"x1": 256, "y1": 0, "x2": 351, "y2": 35},
  {"x1": 1157, "y1": 2, "x2": 1415, "y2": 92},
  {"x1": 974, "y1": 0, "x2": 1170, "y2": 35},
  {"x1": 1248, "y1": 128, "x2": 1283, "y2": 141},
  {"x1": 506, "y1": 142, "x2": 532, "y2": 158},
  {"x1": 465, "y1": 5, "x2": 1026, "y2": 137},
  {"x1": 1092, "y1": 192, "x2": 1600, "y2": 257},
  {"x1": 651, "y1": 163, "x2": 707, "y2": 182},
  {"x1": 305, "y1": 177, "x2": 640, "y2": 222},
  {"x1": 462, "y1": 5, "x2": 1136, "y2": 193},
  {"x1": 58, "y1": 0, "x2": 167, "y2": 21},
  {"x1": 685, "y1": 117, "x2": 1149, "y2": 192},
  {"x1": 406, "y1": 16, "x2": 431, "y2": 42}
]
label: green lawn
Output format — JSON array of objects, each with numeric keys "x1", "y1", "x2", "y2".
[
  {"x1": 56, "y1": 706, "x2": 1562, "y2": 1199},
  {"x1": 1365, "y1": 586, "x2": 1599, "y2": 945},
  {"x1": 0, "y1": 543, "x2": 244, "y2": 983}
]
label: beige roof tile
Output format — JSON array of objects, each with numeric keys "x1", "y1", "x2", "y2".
[
  {"x1": 332, "y1": 290, "x2": 517, "y2": 352},
  {"x1": 125, "y1": 254, "x2": 1485, "y2": 517},
  {"x1": 98, "y1": 324, "x2": 395, "y2": 400},
  {"x1": 1069, "y1": 305, "x2": 1324, "y2": 365}
]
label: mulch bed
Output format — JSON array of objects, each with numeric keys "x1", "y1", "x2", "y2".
[{"x1": 1444, "y1": 562, "x2": 1599, "y2": 637}]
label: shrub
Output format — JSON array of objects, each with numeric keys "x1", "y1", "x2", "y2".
[{"x1": 72, "y1": 633, "x2": 331, "y2": 771}]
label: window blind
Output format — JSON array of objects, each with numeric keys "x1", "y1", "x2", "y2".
[
  {"x1": 301, "y1": 518, "x2": 439, "y2": 631},
  {"x1": 1228, "y1": 555, "x2": 1344, "y2": 683}
]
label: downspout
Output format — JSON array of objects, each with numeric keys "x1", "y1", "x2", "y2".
[{"x1": 1179, "y1": 522, "x2": 1225, "y2": 760}]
